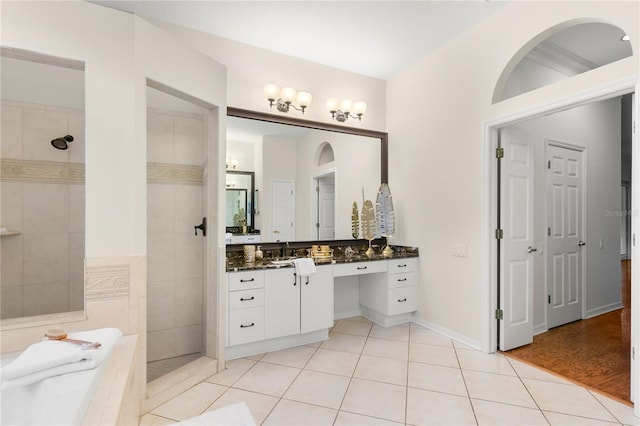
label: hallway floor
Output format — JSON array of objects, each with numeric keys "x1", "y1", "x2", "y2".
[
  {"x1": 506, "y1": 260, "x2": 631, "y2": 403},
  {"x1": 140, "y1": 317, "x2": 637, "y2": 425}
]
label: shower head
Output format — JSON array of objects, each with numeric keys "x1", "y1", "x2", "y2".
[{"x1": 51, "y1": 135, "x2": 74, "y2": 150}]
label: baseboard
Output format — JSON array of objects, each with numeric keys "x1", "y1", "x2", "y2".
[
  {"x1": 586, "y1": 302, "x2": 624, "y2": 319},
  {"x1": 334, "y1": 309, "x2": 363, "y2": 321},
  {"x1": 533, "y1": 323, "x2": 548, "y2": 336},
  {"x1": 411, "y1": 316, "x2": 482, "y2": 351}
]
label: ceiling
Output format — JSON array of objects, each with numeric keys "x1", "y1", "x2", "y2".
[{"x1": 88, "y1": 0, "x2": 509, "y2": 80}]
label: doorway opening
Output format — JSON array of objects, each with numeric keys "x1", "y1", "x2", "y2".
[
  {"x1": 312, "y1": 171, "x2": 336, "y2": 240},
  {"x1": 487, "y1": 88, "x2": 637, "y2": 406}
]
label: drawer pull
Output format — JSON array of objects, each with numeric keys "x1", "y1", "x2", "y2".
[
  {"x1": 397, "y1": 264, "x2": 407, "y2": 268},
  {"x1": 357, "y1": 266, "x2": 368, "y2": 270},
  {"x1": 240, "y1": 296, "x2": 255, "y2": 301},
  {"x1": 398, "y1": 298, "x2": 408, "y2": 303},
  {"x1": 240, "y1": 322, "x2": 255, "y2": 328},
  {"x1": 397, "y1": 278, "x2": 408, "y2": 282},
  {"x1": 240, "y1": 278, "x2": 255, "y2": 283}
]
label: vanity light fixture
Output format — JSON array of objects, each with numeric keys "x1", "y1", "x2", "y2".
[
  {"x1": 226, "y1": 158, "x2": 239, "y2": 170},
  {"x1": 326, "y1": 98, "x2": 367, "y2": 122},
  {"x1": 264, "y1": 83, "x2": 312, "y2": 114}
]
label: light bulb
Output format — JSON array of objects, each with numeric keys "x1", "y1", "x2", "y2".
[
  {"x1": 339, "y1": 99, "x2": 353, "y2": 113},
  {"x1": 326, "y1": 98, "x2": 339, "y2": 112},
  {"x1": 296, "y1": 91, "x2": 312, "y2": 107},
  {"x1": 280, "y1": 87, "x2": 297, "y2": 103},
  {"x1": 263, "y1": 83, "x2": 279, "y2": 100},
  {"x1": 353, "y1": 101, "x2": 367, "y2": 115}
]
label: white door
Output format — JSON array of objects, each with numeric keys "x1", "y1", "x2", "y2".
[
  {"x1": 499, "y1": 128, "x2": 535, "y2": 351},
  {"x1": 546, "y1": 142, "x2": 584, "y2": 329},
  {"x1": 300, "y1": 265, "x2": 333, "y2": 334},
  {"x1": 271, "y1": 180, "x2": 295, "y2": 242},
  {"x1": 317, "y1": 177, "x2": 335, "y2": 240}
]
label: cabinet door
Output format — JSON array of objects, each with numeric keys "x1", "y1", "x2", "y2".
[
  {"x1": 301, "y1": 265, "x2": 333, "y2": 334},
  {"x1": 264, "y1": 268, "x2": 300, "y2": 339}
]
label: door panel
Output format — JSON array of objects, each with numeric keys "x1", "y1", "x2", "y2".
[
  {"x1": 271, "y1": 180, "x2": 295, "y2": 241},
  {"x1": 499, "y1": 128, "x2": 535, "y2": 351},
  {"x1": 546, "y1": 143, "x2": 584, "y2": 329},
  {"x1": 317, "y1": 177, "x2": 335, "y2": 240}
]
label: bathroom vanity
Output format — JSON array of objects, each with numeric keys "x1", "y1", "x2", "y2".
[{"x1": 225, "y1": 247, "x2": 418, "y2": 359}]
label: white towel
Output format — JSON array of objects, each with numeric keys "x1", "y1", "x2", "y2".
[
  {"x1": 292, "y1": 258, "x2": 317, "y2": 277},
  {"x1": 178, "y1": 402, "x2": 256, "y2": 425},
  {"x1": 1, "y1": 328, "x2": 122, "y2": 390}
]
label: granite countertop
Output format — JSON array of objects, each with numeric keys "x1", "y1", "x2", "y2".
[{"x1": 226, "y1": 245, "x2": 419, "y2": 272}]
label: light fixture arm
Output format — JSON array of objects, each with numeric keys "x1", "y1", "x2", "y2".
[
  {"x1": 330, "y1": 110, "x2": 363, "y2": 122},
  {"x1": 270, "y1": 98, "x2": 307, "y2": 114}
]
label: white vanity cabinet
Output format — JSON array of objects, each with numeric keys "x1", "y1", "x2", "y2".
[
  {"x1": 227, "y1": 270, "x2": 265, "y2": 346},
  {"x1": 359, "y1": 258, "x2": 418, "y2": 326},
  {"x1": 264, "y1": 265, "x2": 334, "y2": 339}
]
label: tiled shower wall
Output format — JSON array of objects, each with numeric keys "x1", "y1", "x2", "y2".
[
  {"x1": 0, "y1": 100, "x2": 85, "y2": 319},
  {"x1": 147, "y1": 109, "x2": 206, "y2": 363}
]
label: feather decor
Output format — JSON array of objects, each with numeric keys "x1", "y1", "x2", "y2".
[
  {"x1": 376, "y1": 183, "x2": 396, "y2": 256},
  {"x1": 361, "y1": 188, "x2": 376, "y2": 255},
  {"x1": 351, "y1": 202, "x2": 360, "y2": 239}
]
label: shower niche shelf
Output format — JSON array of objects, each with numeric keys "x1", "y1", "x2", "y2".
[{"x1": 0, "y1": 230, "x2": 20, "y2": 236}]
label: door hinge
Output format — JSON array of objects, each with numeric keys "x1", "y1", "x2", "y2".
[
  {"x1": 548, "y1": 160, "x2": 551, "y2": 170},
  {"x1": 548, "y1": 295, "x2": 551, "y2": 304},
  {"x1": 496, "y1": 148, "x2": 504, "y2": 159},
  {"x1": 548, "y1": 227, "x2": 551, "y2": 236},
  {"x1": 495, "y1": 229, "x2": 504, "y2": 240},
  {"x1": 633, "y1": 346, "x2": 635, "y2": 360},
  {"x1": 291, "y1": 190, "x2": 294, "y2": 195},
  {"x1": 315, "y1": 222, "x2": 320, "y2": 228},
  {"x1": 495, "y1": 309, "x2": 504, "y2": 320},
  {"x1": 316, "y1": 186, "x2": 320, "y2": 192}
]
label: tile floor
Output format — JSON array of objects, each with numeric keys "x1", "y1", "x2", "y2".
[
  {"x1": 147, "y1": 353, "x2": 202, "y2": 382},
  {"x1": 139, "y1": 317, "x2": 639, "y2": 425}
]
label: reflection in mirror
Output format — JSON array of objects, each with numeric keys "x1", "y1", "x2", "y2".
[
  {"x1": 499, "y1": 22, "x2": 633, "y2": 102},
  {"x1": 227, "y1": 110, "x2": 387, "y2": 243},
  {"x1": 225, "y1": 170, "x2": 255, "y2": 232},
  {"x1": 1, "y1": 47, "x2": 85, "y2": 320}
]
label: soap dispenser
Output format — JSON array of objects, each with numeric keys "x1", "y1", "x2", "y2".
[{"x1": 255, "y1": 245, "x2": 263, "y2": 261}]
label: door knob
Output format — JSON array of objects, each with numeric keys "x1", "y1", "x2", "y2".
[
  {"x1": 578, "y1": 241, "x2": 586, "y2": 247},
  {"x1": 527, "y1": 246, "x2": 537, "y2": 253}
]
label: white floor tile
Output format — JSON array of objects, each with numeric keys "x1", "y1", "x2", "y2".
[
  {"x1": 457, "y1": 349, "x2": 516, "y2": 376},
  {"x1": 332, "y1": 318, "x2": 373, "y2": 336},
  {"x1": 523, "y1": 378, "x2": 618, "y2": 422},
  {"x1": 139, "y1": 413, "x2": 176, "y2": 425},
  {"x1": 543, "y1": 410, "x2": 621, "y2": 425},
  {"x1": 472, "y1": 398, "x2": 548, "y2": 425},
  {"x1": 321, "y1": 332, "x2": 367, "y2": 353},
  {"x1": 354, "y1": 354, "x2": 408, "y2": 386},
  {"x1": 406, "y1": 387, "x2": 476, "y2": 426},
  {"x1": 305, "y1": 348, "x2": 360, "y2": 377},
  {"x1": 369, "y1": 324, "x2": 410, "y2": 341},
  {"x1": 206, "y1": 358, "x2": 256, "y2": 386},
  {"x1": 260, "y1": 344, "x2": 317, "y2": 368},
  {"x1": 409, "y1": 326, "x2": 454, "y2": 347},
  {"x1": 150, "y1": 382, "x2": 227, "y2": 421},
  {"x1": 203, "y1": 388, "x2": 278, "y2": 425},
  {"x1": 408, "y1": 361, "x2": 467, "y2": 396},
  {"x1": 263, "y1": 399, "x2": 337, "y2": 425},
  {"x1": 334, "y1": 410, "x2": 403, "y2": 425},
  {"x1": 589, "y1": 391, "x2": 639, "y2": 425},
  {"x1": 409, "y1": 342, "x2": 458, "y2": 367},
  {"x1": 362, "y1": 337, "x2": 409, "y2": 360},
  {"x1": 284, "y1": 370, "x2": 351, "y2": 409},
  {"x1": 463, "y1": 370, "x2": 537, "y2": 408},
  {"x1": 341, "y1": 378, "x2": 406, "y2": 423},
  {"x1": 506, "y1": 357, "x2": 572, "y2": 384},
  {"x1": 232, "y1": 361, "x2": 300, "y2": 397}
]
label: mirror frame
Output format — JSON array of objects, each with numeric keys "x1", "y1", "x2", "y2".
[
  {"x1": 227, "y1": 107, "x2": 388, "y2": 184},
  {"x1": 225, "y1": 170, "x2": 256, "y2": 233}
]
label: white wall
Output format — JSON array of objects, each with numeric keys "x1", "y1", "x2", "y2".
[
  {"x1": 511, "y1": 98, "x2": 622, "y2": 330},
  {"x1": 262, "y1": 135, "x2": 297, "y2": 240},
  {"x1": 387, "y1": 1, "x2": 638, "y2": 344}
]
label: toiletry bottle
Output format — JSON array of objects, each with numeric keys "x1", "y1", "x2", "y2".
[{"x1": 255, "y1": 245, "x2": 263, "y2": 261}]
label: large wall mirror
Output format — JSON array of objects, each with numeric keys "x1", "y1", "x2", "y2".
[{"x1": 227, "y1": 107, "x2": 387, "y2": 243}]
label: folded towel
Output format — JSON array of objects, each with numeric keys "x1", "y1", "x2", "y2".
[
  {"x1": 1, "y1": 328, "x2": 122, "y2": 390},
  {"x1": 292, "y1": 258, "x2": 317, "y2": 277}
]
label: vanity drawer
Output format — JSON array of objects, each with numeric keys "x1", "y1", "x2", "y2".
[
  {"x1": 229, "y1": 288, "x2": 264, "y2": 310},
  {"x1": 229, "y1": 270, "x2": 264, "y2": 291},
  {"x1": 229, "y1": 307, "x2": 264, "y2": 346},
  {"x1": 333, "y1": 261, "x2": 387, "y2": 277},
  {"x1": 387, "y1": 286, "x2": 417, "y2": 316},
  {"x1": 388, "y1": 258, "x2": 416, "y2": 274},
  {"x1": 388, "y1": 272, "x2": 416, "y2": 289}
]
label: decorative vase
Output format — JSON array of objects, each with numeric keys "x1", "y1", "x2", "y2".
[{"x1": 243, "y1": 245, "x2": 255, "y2": 263}]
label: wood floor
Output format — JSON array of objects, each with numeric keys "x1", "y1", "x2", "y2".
[{"x1": 505, "y1": 260, "x2": 631, "y2": 404}]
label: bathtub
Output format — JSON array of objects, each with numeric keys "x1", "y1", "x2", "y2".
[{"x1": 0, "y1": 333, "x2": 138, "y2": 426}]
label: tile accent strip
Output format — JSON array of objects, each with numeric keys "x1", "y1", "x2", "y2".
[
  {"x1": 0, "y1": 159, "x2": 85, "y2": 184},
  {"x1": 147, "y1": 162, "x2": 204, "y2": 185},
  {"x1": 86, "y1": 264, "x2": 130, "y2": 300}
]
